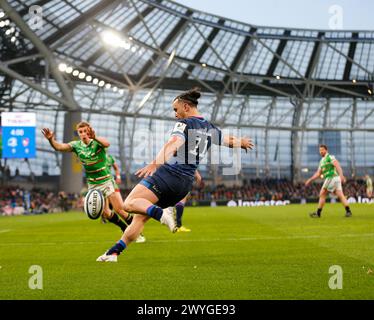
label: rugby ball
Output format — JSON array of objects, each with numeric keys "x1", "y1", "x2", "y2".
[{"x1": 84, "y1": 189, "x2": 104, "y2": 220}]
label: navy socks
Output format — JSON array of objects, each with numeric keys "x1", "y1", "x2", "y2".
[
  {"x1": 107, "y1": 239, "x2": 126, "y2": 255},
  {"x1": 146, "y1": 205, "x2": 163, "y2": 221}
]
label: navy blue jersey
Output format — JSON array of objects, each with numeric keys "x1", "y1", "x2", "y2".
[{"x1": 165, "y1": 116, "x2": 222, "y2": 178}]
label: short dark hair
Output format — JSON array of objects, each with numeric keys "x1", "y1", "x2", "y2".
[
  {"x1": 174, "y1": 87, "x2": 201, "y2": 107},
  {"x1": 319, "y1": 144, "x2": 328, "y2": 150}
]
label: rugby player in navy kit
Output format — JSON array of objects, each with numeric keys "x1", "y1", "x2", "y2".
[{"x1": 97, "y1": 88, "x2": 254, "y2": 262}]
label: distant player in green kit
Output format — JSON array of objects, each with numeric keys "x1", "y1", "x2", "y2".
[
  {"x1": 305, "y1": 144, "x2": 352, "y2": 218},
  {"x1": 106, "y1": 153, "x2": 122, "y2": 187},
  {"x1": 42, "y1": 122, "x2": 132, "y2": 231},
  {"x1": 365, "y1": 174, "x2": 373, "y2": 199}
]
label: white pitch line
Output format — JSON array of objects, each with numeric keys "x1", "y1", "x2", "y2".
[
  {"x1": 0, "y1": 229, "x2": 11, "y2": 234},
  {"x1": 1, "y1": 232, "x2": 374, "y2": 246}
]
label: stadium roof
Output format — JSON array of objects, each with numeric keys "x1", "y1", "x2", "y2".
[{"x1": 1, "y1": 0, "x2": 374, "y2": 103}]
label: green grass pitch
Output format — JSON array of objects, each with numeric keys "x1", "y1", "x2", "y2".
[{"x1": 1, "y1": 204, "x2": 374, "y2": 300}]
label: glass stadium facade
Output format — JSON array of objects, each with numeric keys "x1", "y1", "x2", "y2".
[{"x1": 1, "y1": 0, "x2": 374, "y2": 185}]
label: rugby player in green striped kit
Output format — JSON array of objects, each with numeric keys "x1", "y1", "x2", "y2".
[
  {"x1": 305, "y1": 144, "x2": 352, "y2": 218},
  {"x1": 42, "y1": 122, "x2": 133, "y2": 231}
]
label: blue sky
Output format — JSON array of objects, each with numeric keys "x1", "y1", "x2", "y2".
[{"x1": 175, "y1": 0, "x2": 374, "y2": 30}]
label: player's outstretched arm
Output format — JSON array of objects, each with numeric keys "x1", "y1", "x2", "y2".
[
  {"x1": 305, "y1": 168, "x2": 322, "y2": 186},
  {"x1": 87, "y1": 126, "x2": 110, "y2": 148},
  {"x1": 135, "y1": 135, "x2": 184, "y2": 178},
  {"x1": 333, "y1": 160, "x2": 346, "y2": 183},
  {"x1": 41, "y1": 128, "x2": 72, "y2": 152},
  {"x1": 223, "y1": 135, "x2": 254, "y2": 152}
]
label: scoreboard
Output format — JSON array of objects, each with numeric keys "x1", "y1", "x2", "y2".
[{"x1": 1, "y1": 112, "x2": 36, "y2": 159}]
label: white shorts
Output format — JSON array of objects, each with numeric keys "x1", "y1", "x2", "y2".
[
  {"x1": 322, "y1": 176, "x2": 342, "y2": 193},
  {"x1": 88, "y1": 179, "x2": 116, "y2": 198}
]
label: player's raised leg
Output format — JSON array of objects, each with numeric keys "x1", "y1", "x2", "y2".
[{"x1": 123, "y1": 184, "x2": 176, "y2": 231}]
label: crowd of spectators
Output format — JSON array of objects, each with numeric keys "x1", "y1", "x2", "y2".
[
  {"x1": 0, "y1": 179, "x2": 369, "y2": 216},
  {"x1": 120, "y1": 178, "x2": 367, "y2": 202},
  {"x1": 0, "y1": 187, "x2": 82, "y2": 216},
  {"x1": 186, "y1": 178, "x2": 368, "y2": 202}
]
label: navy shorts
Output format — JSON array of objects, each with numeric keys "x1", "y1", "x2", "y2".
[{"x1": 140, "y1": 165, "x2": 193, "y2": 209}]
